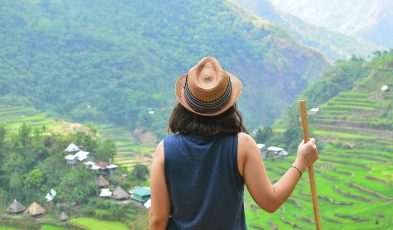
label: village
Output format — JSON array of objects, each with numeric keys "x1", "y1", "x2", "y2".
[{"x1": 3, "y1": 143, "x2": 151, "y2": 221}]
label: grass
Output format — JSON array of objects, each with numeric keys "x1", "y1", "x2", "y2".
[
  {"x1": 40, "y1": 225, "x2": 69, "y2": 230},
  {"x1": 70, "y1": 217, "x2": 129, "y2": 230},
  {"x1": 0, "y1": 227, "x2": 21, "y2": 230}
]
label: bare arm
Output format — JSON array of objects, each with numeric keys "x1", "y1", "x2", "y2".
[
  {"x1": 149, "y1": 141, "x2": 170, "y2": 230},
  {"x1": 238, "y1": 133, "x2": 318, "y2": 213}
]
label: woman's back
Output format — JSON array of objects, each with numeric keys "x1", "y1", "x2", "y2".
[
  {"x1": 164, "y1": 134, "x2": 246, "y2": 230},
  {"x1": 149, "y1": 57, "x2": 318, "y2": 229}
]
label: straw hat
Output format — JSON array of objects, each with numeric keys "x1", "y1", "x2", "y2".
[{"x1": 176, "y1": 56, "x2": 242, "y2": 116}]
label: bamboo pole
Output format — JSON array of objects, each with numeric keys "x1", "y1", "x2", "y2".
[{"x1": 299, "y1": 100, "x2": 321, "y2": 230}]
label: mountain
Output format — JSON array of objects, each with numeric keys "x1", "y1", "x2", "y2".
[
  {"x1": 249, "y1": 50, "x2": 393, "y2": 229},
  {"x1": 270, "y1": 0, "x2": 393, "y2": 48},
  {"x1": 0, "y1": 0, "x2": 329, "y2": 136},
  {"x1": 230, "y1": 0, "x2": 383, "y2": 61}
]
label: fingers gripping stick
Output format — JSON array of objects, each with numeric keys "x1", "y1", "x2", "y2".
[{"x1": 299, "y1": 100, "x2": 321, "y2": 230}]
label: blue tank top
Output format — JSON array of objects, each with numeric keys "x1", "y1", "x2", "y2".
[{"x1": 164, "y1": 134, "x2": 246, "y2": 230}]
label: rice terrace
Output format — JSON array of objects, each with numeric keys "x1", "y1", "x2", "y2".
[{"x1": 1, "y1": 0, "x2": 393, "y2": 229}]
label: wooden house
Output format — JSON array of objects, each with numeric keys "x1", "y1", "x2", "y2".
[{"x1": 129, "y1": 187, "x2": 151, "y2": 203}]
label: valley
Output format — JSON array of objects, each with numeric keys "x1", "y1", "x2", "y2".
[{"x1": 0, "y1": 0, "x2": 392, "y2": 229}]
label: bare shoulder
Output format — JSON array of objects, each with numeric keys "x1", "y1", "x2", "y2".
[
  {"x1": 238, "y1": 132, "x2": 256, "y2": 147},
  {"x1": 238, "y1": 132, "x2": 259, "y2": 160},
  {"x1": 153, "y1": 140, "x2": 164, "y2": 161},
  {"x1": 237, "y1": 132, "x2": 258, "y2": 175}
]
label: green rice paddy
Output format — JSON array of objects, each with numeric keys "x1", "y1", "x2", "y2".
[
  {"x1": 40, "y1": 225, "x2": 69, "y2": 230},
  {"x1": 246, "y1": 86, "x2": 393, "y2": 229},
  {"x1": 70, "y1": 217, "x2": 129, "y2": 230}
]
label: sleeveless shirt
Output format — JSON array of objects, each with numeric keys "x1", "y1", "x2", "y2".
[{"x1": 164, "y1": 134, "x2": 246, "y2": 230}]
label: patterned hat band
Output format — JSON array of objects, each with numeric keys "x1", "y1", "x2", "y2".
[{"x1": 184, "y1": 76, "x2": 232, "y2": 113}]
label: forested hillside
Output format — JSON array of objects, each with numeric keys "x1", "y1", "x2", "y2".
[
  {"x1": 231, "y1": 0, "x2": 383, "y2": 61},
  {"x1": 249, "y1": 50, "x2": 392, "y2": 229},
  {"x1": 0, "y1": 0, "x2": 329, "y2": 137}
]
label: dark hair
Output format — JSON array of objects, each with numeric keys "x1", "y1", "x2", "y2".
[{"x1": 168, "y1": 103, "x2": 247, "y2": 137}]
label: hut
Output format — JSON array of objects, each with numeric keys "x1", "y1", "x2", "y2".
[
  {"x1": 107, "y1": 164, "x2": 118, "y2": 176},
  {"x1": 65, "y1": 143, "x2": 80, "y2": 153},
  {"x1": 267, "y1": 146, "x2": 289, "y2": 158},
  {"x1": 83, "y1": 161, "x2": 96, "y2": 167},
  {"x1": 113, "y1": 186, "x2": 129, "y2": 200},
  {"x1": 97, "y1": 161, "x2": 107, "y2": 174},
  {"x1": 98, "y1": 161, "x2": 107, "y2": 169},
  {"x1": 99, "y1": 189, "x2": 112, "y2": 198},
  {"x1": 144, "y1": 199, "x2": 151, "y2": 209},
  {"x1": 45, "y1": 189, "x2": 56, "y2": 202},
  {"x1": 75, "y1": 150, "x2": 90, "y2": 162},
  {"x1": 97, "y1": 175, "x2": 110, "y2": 188},
  {"x1": 257, "y1": 144, "x2": 267, "y2": 159},
  {"x1": 65, "y1": 154, "x2": 77, "y2": 165},
  {"x1": 129, "y1": 187, "x2": 151, "y2": 203},
  {"x1": 381, "y1": 85, "x2": 389, "y2": 92},
  {"x1": 25, "y1": 202, "x2": 46, "y2": 217},
  {"x1": 59, "y1": 211, "x2": 69, "y2": 221},
  {"x1": 7, "y1": 199, "x2": 25, "y2": 214},
  {"x1": 309, "y1": 108, "x2": 320, "y2": 115}
]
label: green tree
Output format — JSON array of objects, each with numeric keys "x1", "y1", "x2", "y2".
[
  {"x1": 96, "y1": 139, "x2": 116, "y2": 162},
  {"x1": 17, "y1": 123, "x2": 31, "y2": 148},
  {"x1": 26, "y1": 168, "x2": 45, "y2": 188},
  {"x1": 0, "y1": 125, "x2": 6, "y2": 165},
  {"x1": 282, "y1": 127, "x2": 303, "y2": 151},
  {"x1": 255, "y1": 126, "x2": 273, "y2": 143},
  {"x1": 132, "y1": 164, "x2": 149, "y2": 183}
]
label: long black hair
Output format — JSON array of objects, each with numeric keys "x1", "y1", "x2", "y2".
[{"x1": 168, "y1": 103, "x2": 247, "y2": 137}]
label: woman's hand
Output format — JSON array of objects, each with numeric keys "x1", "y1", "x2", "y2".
[{"x1": 293, "y1": 138, "x2": 319, "y2": 173}]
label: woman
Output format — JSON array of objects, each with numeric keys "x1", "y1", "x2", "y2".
[{"x1": 150, "y1": 57, "x2": 318, "y2": 229}]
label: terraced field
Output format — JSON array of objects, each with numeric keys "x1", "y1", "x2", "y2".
[
  {"x1": 95, "y1": 124, "x2": 153, "y2": 170},
  {"x1": 245, "y1": 70, "x2": 393, "y2": 229},
  {"x1": 0, "y1": 105, "x2": 58, "y2": 133},
  {"x1": 0, "y1": 103, "x2": 152, "y2": 171}
]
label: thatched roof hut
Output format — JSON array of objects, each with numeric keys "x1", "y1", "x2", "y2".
[
  {"x1": 113, "y1": 186, "x2": 129, "y2": 200},
  {"x1": 97, "y1": 175, "x2": 110, "y2": 188},
  {"x1": 7, "y1": 199, "x2": 25, "y2": 214},
  {"x1": 25, "y1": 202, "x2": 46, "y2": 216},
  {"x1": 59, "y1": 211, "x2": 69, "y2": 221}
]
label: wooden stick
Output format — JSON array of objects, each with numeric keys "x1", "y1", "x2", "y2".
[{"x1": 299, "y1": 100, "x2": 321, "y2": 230}]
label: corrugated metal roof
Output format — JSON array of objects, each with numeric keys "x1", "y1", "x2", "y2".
[{"x1": 129, "y1": 187, "x2": 150, "y2": 196}]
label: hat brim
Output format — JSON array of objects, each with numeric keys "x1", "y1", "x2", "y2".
[{"x1": 175, "y1": 72, "x2": 242, "y2": 116}]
